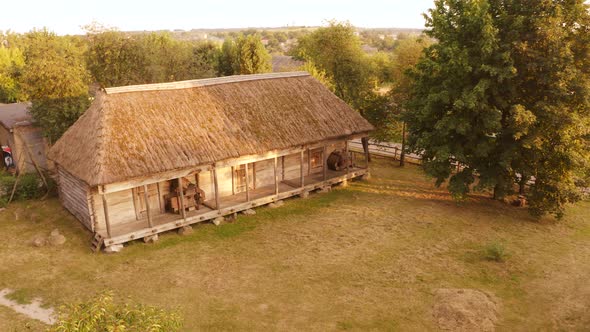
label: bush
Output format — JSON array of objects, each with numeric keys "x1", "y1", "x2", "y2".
[
  {"x1": 0, "y1": 173, "x2": 48, "y2": 202},
  {"x1": 49, "y1": 292, "x2": 182, "y2": 332},
  {"x1": 483, "y1": 242, "x2": 507, "y2": 262}
]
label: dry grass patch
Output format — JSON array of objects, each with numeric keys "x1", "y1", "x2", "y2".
[{"x1": 0, "y1": 158, "x2": 589, "y2": 331}]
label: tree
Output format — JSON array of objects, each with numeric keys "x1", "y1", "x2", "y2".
[
  {"x1": 217, "y1": 38, "x2": 238, "y2": 76},
  {"x1": 293, "y1": 21, "x2": 376, "y2": 111},
  {"x1": 0, "y1": 45, "x2": 25, "y2": 103},
  {"x1": 217, "y1": 34, "x2": 272, "y2": 75},
  {"x1": 20, "y1": 29, "x2": 90, "y2": 143},
  {"x1": 234, "y1": 34, "x2": 272, "y2": 74},
  {"x1": 405, "y1": 0, "x2": 590, "y2": 218},
  {"x1": 389, "y1": 36, "x2": 432, "y2": 165}
]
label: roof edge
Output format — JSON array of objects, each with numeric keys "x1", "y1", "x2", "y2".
[{"x1": 105, "y1": 72, "x2": 311, "y2": 95}]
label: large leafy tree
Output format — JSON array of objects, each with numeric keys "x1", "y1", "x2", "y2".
[
  {"x1": 20, "y1": 29, "x2": 91, "y2": 143},
  {"x1": 218, "y1": 34, "x2": 271, "y2": 75},
  {"x1": 406, "y1": 0, "x2": 590, "y2": 218},
  {"x1": 293, "y1": 21, "x2": 376, "y2": 111}
]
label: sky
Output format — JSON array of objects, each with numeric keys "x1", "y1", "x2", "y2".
[{"x1": 0, "y1": 0, "x2": 434, "y2": 35}]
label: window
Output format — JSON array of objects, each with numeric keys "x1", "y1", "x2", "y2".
[{"x1": 310, "y1": 148, "x2": 324, "y2": 170}]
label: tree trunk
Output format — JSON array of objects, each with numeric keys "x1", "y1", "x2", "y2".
[
  {"x1": 400, "y1": 122, "x2": 406, "y2": 167},
  {"x1": 361, "y1": 137, "x2": 371, "y2": 162}
]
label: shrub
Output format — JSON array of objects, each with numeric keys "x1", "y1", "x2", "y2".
[
  {"x1": 49, "y1": 292, "x2": 182, "y2": 332},
  {"x1": 0, "y1": 173, "x2": 49, "y2": 202},
  {"x1": 483, "y1": 242, "x2": 507, "y2": 262}
]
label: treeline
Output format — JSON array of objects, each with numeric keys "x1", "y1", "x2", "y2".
[{"x1": 0, "y1": 25, "x2": 274, "y2": 142}]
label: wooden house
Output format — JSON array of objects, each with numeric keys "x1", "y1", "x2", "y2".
[
  {"x1": 0, "y1": 102, "x2": 48, "y2": 173},
  {"x1": 49, "y1": 72, "x2": 374, "y2": 251}
]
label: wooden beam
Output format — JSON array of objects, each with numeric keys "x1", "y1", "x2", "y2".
[
  {"x1": 281, "y1": 156, "x2": 285, "y2": 180},
  {"x1": 178, "y1": 177, "x2": 186, "y2": 220},
  {"x1": 245, "y1": 163, "x2": 250, "y2": 202},
  {"x1": 213, "y1": 167, "x2": 220, "y2": 210},
  {"x1": 231, "y1": 166, "x2": 235, "y2": 195},
  {"x1": 101, "y1": 186, "x2": 112, "y2": 238},
  {"x1": 300, "y1": 150, "x2": 304, "y2": 188},
  {"x1": 143, "y1": 185, "x2": 153, "y2": 228},
  {"x1": 274, "y1": 157, "x2": 279, "y2": 195},
  {"x1": 307, "y1": 149, "x2": 311, "y2": 175},
  {"x1": 156, "y1": 182, "x2": 164, "y2": 213},
  {"x1": 252, "y1": 163, "x2": 257, "y2": 190},
  {"x1": 345, "y1": 140, "x2": 350, "y2": 176},
  {"x1": 323, "y1": 145, "x2": 328, "y2": 181}
]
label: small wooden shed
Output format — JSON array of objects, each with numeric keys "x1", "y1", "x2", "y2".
[
  {"x1": 0, "y1": 102, "x2": 48, "y2": 173},
  {"x1": 49, "y1": 72, "x2": 374, "y2": 250}
]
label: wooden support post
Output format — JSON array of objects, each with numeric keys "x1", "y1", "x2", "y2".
[
  {"x1": 300, "y1": 150, "x2": 305, "y2": 188},
  {"x1": 101, "y1": 187, "x2": 112, "y2": 238},
  {"x1": 323, "y1": 145, "x2": 328, "y2": 181},
  {"x1": 213, "y1": 166, "x2": 220, "y2": 210},
  {"x1": 307, "y1": 149, "x2": 311, "y2": 175},
  {"x1": 156, "y1": 182, "x2": 164, "y2": 213},
  {"x1": 245, "y1": 163, "x2": 250, "y2": 202},
  {"x1": 231, "y1": 166, "x2": 235, "y2": 195},
  {"x1": 252, "y1": 163, "x2": 257, "y2": 189},
  {"x1": 274, "y1": 157, "x2": 279, "y2": 195},
  {"x1": 178, "y1": 177, "x2": 186, "y2": 220},
  {"x1": 281, "y1": 156, "x2": 285, "y2": 180},
  {"x1": 143, "y1": 185, "x2": 153, "y2": 228},
  {"x1": 345, "y1": 140, "x2": 350, "y2": 176}
]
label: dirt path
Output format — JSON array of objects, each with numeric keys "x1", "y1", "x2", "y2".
[{"x1": 0, "y1": 289, "x2": 54, "y2": 325}]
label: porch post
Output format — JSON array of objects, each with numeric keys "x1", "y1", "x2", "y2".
[
  {"x1": 213, "y1": 166, "x2": 220, "y2": 210},
  {"x1": 345, "y1": 140, "x2": 350, "y2": 176},
  {"x1": 245, "y1": 163, "x2": 250, "y2": 202},
  {"x1": 274, "y1": 157, "x2": 279, "y2": 195},
  {"x1": 178, "y1": 177, "x2": 186, "y2": 220},
  {"x1": 281, "y1": 156, "x2": 285, "y2": 180},
  {"x1": 300, "y1": 150, "x2": 304, "y2": 188},
  {"x1": 323, "y1": 145, "x2": 328, "y2": 181},
  {"x1": 231, "y1": 166, "x2": 235, "y2": 195},
  {"x1": 307, "y1": 149, "x2": 311, "y2": 175},
  {"x1": 143, "y1": 185, "x2": 153, "y2": 228},
  {"x1": 101, "y1": 186, "x2": 112, "y2": 238}
]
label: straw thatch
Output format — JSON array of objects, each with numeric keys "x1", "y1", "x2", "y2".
[{"x1": 49, "y1": 72, "x2": 374, "y2": 187}]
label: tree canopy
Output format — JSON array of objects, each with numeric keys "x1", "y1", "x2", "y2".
[
  {"x1": 217, "y1": 34, "x2": 272, "y2": 75},
  {"x1": 405, "y1": 0, "x2": 590, "y2": 218},
  {"x1": 20, "y1": 29, "x2": 91, "y2": 143}
]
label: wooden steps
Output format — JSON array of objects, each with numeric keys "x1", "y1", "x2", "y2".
[{"x1": 90, "y1": 233, "x2": 104, "y2": 253}]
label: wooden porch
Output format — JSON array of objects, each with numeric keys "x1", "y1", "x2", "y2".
[{"x1": 99, "y1": 166, "x2": 368, "y2": 247}]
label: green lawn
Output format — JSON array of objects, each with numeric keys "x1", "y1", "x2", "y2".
[{"x1": 1, "y1": 158, "x2": 589, "y2": 331}]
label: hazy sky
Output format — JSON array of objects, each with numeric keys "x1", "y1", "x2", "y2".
[{"x1": 0, "y1": 0, "x2": 434, "y2": 35}]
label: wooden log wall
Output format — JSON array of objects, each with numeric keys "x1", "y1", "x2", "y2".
[{"x1": 57, "y1": 166, "x2": 94, "y2": 231}]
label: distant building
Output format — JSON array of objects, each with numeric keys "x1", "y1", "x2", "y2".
[{"x1": 0, "y1": 102, "x2": 48, "y2": 173}]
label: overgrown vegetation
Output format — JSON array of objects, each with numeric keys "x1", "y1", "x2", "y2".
[
  {"x1": 50, "y1": 292, "x2": 182, "y2": 332},
  {"x1": 0, "y1": 172, "x2": 46, "y2": 205}
]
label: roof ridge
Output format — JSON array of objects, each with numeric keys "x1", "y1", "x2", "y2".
[{"x1": 104, "y1": 71, "x2": 310, "y2": 95}]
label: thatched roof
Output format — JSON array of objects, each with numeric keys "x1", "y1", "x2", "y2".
[{"x1": 49, "y1": 72, "x2": 374, "y2": 187}]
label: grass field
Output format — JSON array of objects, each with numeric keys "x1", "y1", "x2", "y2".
[{"x1": 1, "y1": 158, "x2": 589, "y2": 331}]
